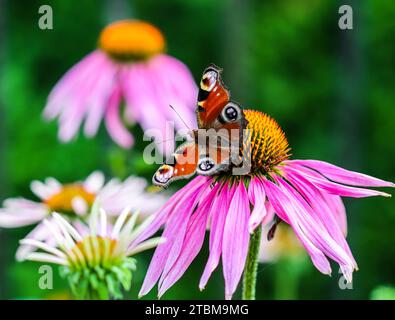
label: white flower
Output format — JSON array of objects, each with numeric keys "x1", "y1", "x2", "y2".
[
  {"x1": 0, "y1": 171, "x2": 168, "y2": 260},
  {"x1": 20, "y1": 206, "x2": 165, "y2": 300}
]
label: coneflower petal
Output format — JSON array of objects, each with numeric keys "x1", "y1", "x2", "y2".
[
  {"x1": 287, "y1": 166, "x2": 391, "y2": 198},
  {"x1": 248, "y1": 177, "x2": 267, "y2": 233},
  {"x1": 139, "y1": 178, "x2": 209, "y2": 297},
  {"x1": 284, "y1": 172, "x2": 357, "y2": 269},
  {"x1": 287, "y1": 160, "x2": 395, "y2": 188},
  {"x1": 158, "y1": 186, "x2": 218, "y2": 297},
  {"x1": 262, "y1": 179, "x2": 332, "y2": 275},
  {"x1": 274, "y1": 177, "x2": 356, "y2": 272},
  {"x1": 199, "y1": 184, "x2": 232, "y2": 290},
  {"x1": 104, "y1": 85, "x2": 134, "y2": 149}
]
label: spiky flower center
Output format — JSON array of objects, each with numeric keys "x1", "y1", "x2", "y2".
[
  {"x1": 244, "y1": 110, "x2": 290, "y2": 174},
  {"x1": 98, "y1": 20, "x2": 165, "y2": 62},
  {"x1": 62, "y1": 236, "x2": 135, "y2": 300},
  {"x1": 44, "y1": 184, "x2": 95, "y2": 212}
]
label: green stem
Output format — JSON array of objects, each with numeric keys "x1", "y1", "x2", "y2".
[{"x1": 242, "y1": 226, "x2": 262, "y2": 300}]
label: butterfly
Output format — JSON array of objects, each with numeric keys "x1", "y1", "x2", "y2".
[{"x1": 153, "y1": 64, "x2": 249, "y2": 187}]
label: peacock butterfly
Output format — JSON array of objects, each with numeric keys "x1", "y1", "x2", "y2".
[{"x1": 153, "y1": 64, "x2": 249, "y2": 187}]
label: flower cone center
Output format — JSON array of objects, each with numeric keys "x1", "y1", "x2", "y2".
[
  {"x1": 44, "y1": 184, "x2": 95, "y2": 212},
  {"x1": 98, "y1": 20, "x2": 165, "y2": 61},
  {"x1": 244, "y1": 110, "x2": 291, "y2": 173}
]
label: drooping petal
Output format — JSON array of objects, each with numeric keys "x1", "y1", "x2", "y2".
[
  {"x1": 138, "y1": 177, "x2": 210, "y2": 296},
  {"x1": 57, "y1": 56, "x2": 112, "y2": 142},
  {"x1": 262, "y1": 178, "x2": 332, "y2": 275},
  {"x1": 158, "y1": 185, "x2": 219, "y2": 297},
  {"x1": 283, "y1": 169, "x2": 357, "y2": 270},
  {"x1": 199, "y1": 184, "x2": 232, "y2": 290},
  {"x1": 121, "y1": 64, "x2": 173, "y2": 155},
  {"x1": 286, "y1": 159, "x2": 394, "y2": 188},
  {"x1": 248, "y1": 177, "x2": 267, "y2": 233},
  {"x1": 15, "y1": 220, "x2": 54, "y2": 261},
  {"x1": 83, "y1": 60, "x2": 117, "y2": 137},
  {"x1": 322, "y1": 193, "x2": 347, "y2": 236},
  {"x1": 147, "y1": 55, "x2": 197, "y2": 131},
  {"x1": 104, "y1": 84, "x2": 134, "y2": 148},
  {"x1": 267, "y1": 175, "x2": 356, "y2": 279},
  {"x1": 0, "y1": 201, "x2": 48, "y2": 228},
  {"x1": 43, "y1": 51, "x2": 107, "y2": 120},
  {"x1": 286, "y1": 165, "x2": 391, "y2": 198},
  {"x1": 222, "y1": 182, "x2": 250, "y2": 300},
  {"x1": 132, "y1": 177, "x2": 209, "y2": 248}
]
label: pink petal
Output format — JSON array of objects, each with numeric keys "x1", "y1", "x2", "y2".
[
  {"x1": 121, "y1": 64, "x2": 173, "y2": 155},
  {"x1": 287, "y1": 165, "x2": 391, "y2": 198},
  {"x1": 283, "y1": 170, "x2": 357, "y2": 269},
  {"x1": 286, "y1": 160, "x2": 394, "y2": 188},
  {"x1": 158, "y1": 185, "x2": 219, "y2": 297},
  {"x1": 322, "y1": 193, "x2": 347, "y2": 236},
  {"x1": 262, "y1": 178, "x2": 332, "y2": 275},
  {"x1": 147, "y1": 55, "x2": 197, "y2": 130},
  {"x1": 55, "y1": 54, "x2": 111, "y2": 142},
  {"x1": 44, "y1": 51, "x2": 106, "y2": 120},
  {"x1": 83, "y1": 60, "x2": 118, "y2": 137},
  {"x1": 222, "y1": 182, "x2": 250, "y2": 300},
  {"x1": 273, "y1": 176, "x2": 356, "y2": 273},
  {"x1": 104, "y1": 84, "x2": 134, "y2": 148},
  {"x1": 138, "y1": 177, "x2": 210, "y2": 296},
  {"x1": 132, "y1": 177, "x2": 209, "y2": 248},
  {"x1": 199, "y1": 183, "x2": 233, "y2": 290},
  {"x1": 248, "y1": 177, "x2": 267, "y2": 233}
]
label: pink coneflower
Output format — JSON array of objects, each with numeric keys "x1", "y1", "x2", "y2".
[
  {"x1": 136, "y1": 110, "x2": 394, "y2": 299},
  {"x1": 0, "y1": 171, "x2": 167, "y2": 260},
  {"x1": 44, "y1": 20, "x2": 197, "y2": 153}
]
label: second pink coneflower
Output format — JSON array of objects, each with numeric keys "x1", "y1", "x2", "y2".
[{"x1": 44, "y1": 20, "x2": 197, "y2": 154}]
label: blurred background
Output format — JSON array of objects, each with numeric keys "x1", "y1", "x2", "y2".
[{"x1": 0, "y1": 0, "x2": 394, "y2": 299}]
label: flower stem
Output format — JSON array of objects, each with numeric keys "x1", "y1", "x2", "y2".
[{"x1": 242, "y1": 226, "x2": 262, "y2": 300}]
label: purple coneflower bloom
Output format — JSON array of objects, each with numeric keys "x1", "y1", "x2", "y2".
[
  {"x1": 43, "y1": 20, "x2": 197, "y2": 153},
  {"x1": 0, "y1": 171, "x2": 167, "y2": 260},
  {"x1": 136, "y1": 110, "x2": 394, "y2": 299}
]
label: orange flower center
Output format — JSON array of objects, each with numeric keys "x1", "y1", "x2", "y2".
[
  {"x1": 98, "y1": 20, "x2": 165, "y2": 61},
  {"x1": 44, "y1": 184, "x2": 95, "y2": 213},
  {"x1": 244, "y1": 110, "x2": 291, "y2": 173}
]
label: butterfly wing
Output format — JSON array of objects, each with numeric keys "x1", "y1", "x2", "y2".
[
  {"x1": 152, "y1": 139, "x2": 233, "y2": 186},
  {"x1": 196, "y1": 64, "x2": 247, "y2": 132},
  {"x1": 152, "y1": 142, "x2": 198, "y2": 187}
]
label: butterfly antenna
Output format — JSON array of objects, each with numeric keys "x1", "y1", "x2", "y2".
[
  {"x1": 169, "y1": 104, "x2": 191, "y2": 131},
  {"x1": 155, "y1": 137, "x2": 176, "y2": 146}
]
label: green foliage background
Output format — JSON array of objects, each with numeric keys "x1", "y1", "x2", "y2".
[{"x1": 0, "y1": 0, "x2": 394, "y2": 299}]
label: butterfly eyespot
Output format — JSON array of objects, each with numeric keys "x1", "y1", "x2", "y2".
[
  {"x1": 225, "y1": 106, "x2": 237, "y2": 120},
  {"x1": 153, "y1": 165, "x2": 174, "y2": 186},
  {"x1": 200, "y1": 70, "x2": 217, "y2": 91},
  {"x1": 221, "y1": 102, "x2": 241, "y2": 123},
  {"x1": 198, "y1": 158, "x2": 215, "y2": 172}
]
